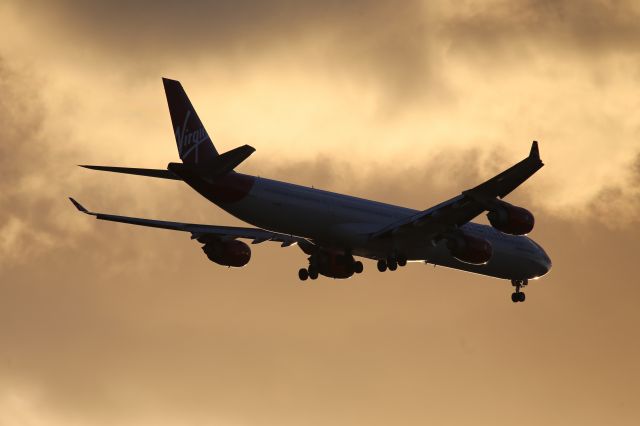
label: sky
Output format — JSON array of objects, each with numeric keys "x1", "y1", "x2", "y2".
[{"x1": 0, "y1": 0, "x2": 639, "y2": 424}]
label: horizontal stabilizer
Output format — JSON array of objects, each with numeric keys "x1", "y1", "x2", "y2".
[
  {"x1": 80, "y1": 165, "x2": 181, "y2": 180},
  {"x1": 212, "y1": 144, "x2": 255, "y2": 176},
  {"x1": 168, "y1": 144, "x2": 256, "y2": 179}
]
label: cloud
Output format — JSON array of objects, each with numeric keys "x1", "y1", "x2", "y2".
[
  {"x1": 2, "y1": 199, "x2": 640, "y2": 425},
  {"x1": 2, "y1": 4, "x2": 640, "y2": 424},
  {"x1": 0, "y1": 57, "x2": 171, "y2": 267},
  {"x1": 0, "y1": 58, "x2": 57, "y2": 264},
  {"x1": 586, "y1": 151, "x2": 640, "y2": 227},
  {"x1": 442, "y1": 0, "x2": 640, "y2": 62},
  {"x1": 34, "y1": 0, "x2": 640, "y2": 67},
  {"x1": 19, "y1": 0, "x2": 435, "y2": 99},
  {"x1": 252, "y1": 146, "x2": 499, "y2": 209}
]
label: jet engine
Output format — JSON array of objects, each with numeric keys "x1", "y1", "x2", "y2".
[
  {"x1": 487, "y1": 202, "x2": 534, "y2": 235},
  {"x1": 202, "y1": 240, "x2": 251, "y2": 267},
  {"x1": 446, "y1": 234, "x2": 493, "y2": 265}
]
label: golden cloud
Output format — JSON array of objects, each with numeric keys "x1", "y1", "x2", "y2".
[{"x1": 1, "y1": 2, "x2": 640, "y2": 424}]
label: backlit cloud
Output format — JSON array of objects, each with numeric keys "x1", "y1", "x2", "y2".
[{"x1": 1, "y1": 2, "x2": 640, "y2": 425}]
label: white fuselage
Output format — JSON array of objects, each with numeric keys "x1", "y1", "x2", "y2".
[{"x1": 215, "y1": 174, "x2": 551, "y2": 281}]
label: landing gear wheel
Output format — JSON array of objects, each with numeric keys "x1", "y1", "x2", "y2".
[
  {"x1": 377, "y1": 259, "x2": 387, "y2": 272},
  {"x1": 388, "y1": 261, "x2": 398, "y2": 271},
  {"x1": 353, "y1": 261, "x2": 364, "y2": 274},
  {"x1": 308, "y1": 266, "x2": 319, "y2": 280},
  {"x1": 397, "y1": 257, "x2": 407, "y2": 267},
  {"x1": 298, "y1": 268, "x2": 309, "y2": 281},
  {"x1": 511, "y1": 292, "x2": 526, "y2": 302},
  {"x1": 510, "y1": 279, "x2": 527, "y2": 303}
]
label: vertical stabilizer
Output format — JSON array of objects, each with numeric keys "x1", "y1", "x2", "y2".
[{"x1": 162, "y1": 78, "x2": 219, "y2": 165}]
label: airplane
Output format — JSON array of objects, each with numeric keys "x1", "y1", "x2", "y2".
[{"x1": 70, "y1": 78, "x2": 551, "y2": 303}]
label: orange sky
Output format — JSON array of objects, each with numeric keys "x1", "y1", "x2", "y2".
[{"x1": 1, "y1": 1, "x2": 639, "y2": 425}]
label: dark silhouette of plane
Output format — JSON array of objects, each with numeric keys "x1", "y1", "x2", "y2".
[{"x1": 71, "y1": 78, "x2": 551, "y2": 303}]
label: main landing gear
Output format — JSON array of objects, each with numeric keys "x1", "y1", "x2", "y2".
[
  {"x1": 298, "y1": 265, "x2": 319, "y2": 281},
  {"x1": 511, "y1": 279, "x2": 528, "y2": 303},
  {"x1": 376, "y1": 256, "x2": 407, "y2": 272},
  {"x1": 298, "y1": 260, "x2": 363, "y2": 281}
]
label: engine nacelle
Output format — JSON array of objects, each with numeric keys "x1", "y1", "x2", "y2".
[
  {"x1": 202, "y1": 240, "x2": 251, "y2": 267},
  {"x1": 446, "y1": 234, "x2": 493, "y2": 265},
  {"x1": 487, "y1": 202, "x2": 535, "y2": 235}
]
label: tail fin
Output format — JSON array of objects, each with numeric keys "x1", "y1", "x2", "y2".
[{"x1": 163, "y1": 78, "x2": 219, "y2": 165}]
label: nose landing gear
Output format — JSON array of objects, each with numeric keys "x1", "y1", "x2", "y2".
[{"x1": 511, "y1": 279, "x2": 528, "y2": 303}]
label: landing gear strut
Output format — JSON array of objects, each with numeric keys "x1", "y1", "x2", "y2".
[{"x1": 510, "y1": 279, "x2": 528, "y2": 303}]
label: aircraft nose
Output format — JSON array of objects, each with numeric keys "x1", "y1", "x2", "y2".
[
  {"x1": 527, "y1": 238, "x2": 552, "y2": 278},
  {"x1": 535, "y1": 251, "x2": 552, "y2": 277}
]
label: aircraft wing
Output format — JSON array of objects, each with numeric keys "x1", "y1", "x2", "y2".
[
  {"x1": 69, "y1": 198, "x2": 306, "y2": 247},
  {"x1": 371, "y1": 141, "x2": 544, "y2": 239}
]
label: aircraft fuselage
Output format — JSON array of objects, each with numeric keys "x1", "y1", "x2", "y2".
[{"x1": 182, "y1": 171, "x2": 551, "y2": 281}]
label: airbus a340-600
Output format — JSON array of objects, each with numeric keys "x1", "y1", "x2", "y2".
[{"x1": 70, "y1": 78, "x2": 551, "y2": 303}]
